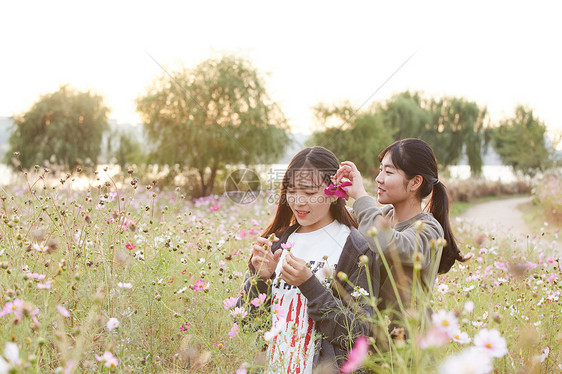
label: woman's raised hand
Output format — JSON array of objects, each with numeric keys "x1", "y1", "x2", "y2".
[
  {"x1": 280, "y1": 252, "x2": 313, "y2": 287},
  {"x1": 250, "y1": 236, "x2": 282, "y2": 280},
  {"x1": 333, "y1": 161, "x2": 368, "y2": 200}
]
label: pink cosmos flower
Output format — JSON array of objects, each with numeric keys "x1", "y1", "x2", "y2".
[
  {"x1": 324, "y1": 181, "x2": 352, "y2": 199},
  {"x1": 281, "y1": 242, "x2": 294, "y2": 251},
  {"x1": 250, "y1": 293, "x2": 267, "y2": 307},
  {"x1": 64, "y1": 359, "x2": 75, "y2": 374},
  {"x1": 230, "y1": 307, "x2": 248, "y2": 319},
  {"x1": 473, "y1": 328, "x2": 508, "y2": 358},
  {"x1": 229, "y1": 322, "x2": 240, "y2": 339},
  {"x1": 106, "y1": 317, "x2": 120, "y2": 331},
  {"x1": 340, "y1": 335, "x2": 369, "y2": 373},
  {"x1": 57, "y1": 305, "x2": 71, "y2": 318},
  {"x1": 214, "y1": 342, "x2": 227, "y2": 349},
  {"x1": 223, "y1": 297, "x2": 239, "y2": 310},
  {"x1": 95, "y1": 351, "x2": 118, "y2": 368},
  {"x1": 264, "y1": 317, "x2": 286, "y2": 341},
  {"x1": 37, "y1": 280, "x2": 52, "y2": 289},
  {"x1": 27, "y1": 273, "x2": 46, "y2": 280},
  {"x1": 0, "y1": 299, "x2": 23, "y2": 318},
  {"x1": 494, "y1": 261, "x2": 507, "y2": 271},
  {"x1": 417, "y1": 326, "x2": 451, "y2": 349},
  {"x1": 272, "y1": 304, "x2": 286, "y2": 319},
  {"x1": 193, "y1": 279, "x2": 206, "y2": 291},
  {"x1": 125, "y1": 243, "x2": 136, "y2": 250},
  {"x1": 122, "y1": 219, "x2": 136, "y2": 231},
  {"x1": 547, "y1": 273, "x2": 558, "y2": 283},
  {"x1": 210, "y1": 204, "x2": 220, "y2": 211},
  {"x1": 179, "y1": 322, "x2": 190, "y2": 332}
]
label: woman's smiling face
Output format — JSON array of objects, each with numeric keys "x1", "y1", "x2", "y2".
[
  {"x1": 375, "y1": 153, "x2": 411, "y2": 205},
  {"x1": 285, "y1": 169, "x2": 336, "y2": 233}
]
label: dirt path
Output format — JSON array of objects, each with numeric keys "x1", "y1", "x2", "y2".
[{"x1": 459, "y1": 196, "x2": 533, "y2": 239}]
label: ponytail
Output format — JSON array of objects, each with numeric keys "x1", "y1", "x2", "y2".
[
  {"x1": 427, "y1": 181, "x2": 466, "y2": 273},
  {"x1": 379, "y1": 138, "x2": 468, "y2": 274}
]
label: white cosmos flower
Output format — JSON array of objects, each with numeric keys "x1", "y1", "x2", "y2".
[
  {"x1": 452, "y1": 330, "x2": 471, "y2": 344},
  {"x1": 538, "y1": 347, "x2": 550, "y2": 363},
  {"x1": 431, "y1": 310, "x2": 460, "y2": 338},
  {"x1": 439, "y1": 346, "x2": 493, "y2": 374},
  {"x1": 464, "y1": 301, "x2": 475, "y2": 313},
  {"x1": 437, "y1": 284, "x2": 449, "y2": 294},
  {"x1": 351, "y1": 287, "x2": 369, "y2": 297},
  {"x1": 473, "y1": 328, "x2": 508, "y2": 358},
  {"x1": 5, "y1": 342, "x2": 22, "y2": 365},
  {"x1": 33, "y1": 243, "x2": 48, "y2": 252}
]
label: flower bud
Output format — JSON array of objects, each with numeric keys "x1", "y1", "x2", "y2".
[
  {"x1": 367, "y1": 226, "x2": 378, "y2": 238},
  {"x1": 430, "y1": 238, "x2": 447, "y2": 248},
  {"x1": 337, "y1": 271, "x2": 348, "y2": 282},
  {"x1": 358, "y1": 255, "x2": 369, "y2": 266},
  {"x1": 413, "y1": 220, "x2": 426, "y2": 232}
]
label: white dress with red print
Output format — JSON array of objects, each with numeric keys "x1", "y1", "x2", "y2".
[{"x1": 266, "y1": 220, "x2": 350, "y2": 374}]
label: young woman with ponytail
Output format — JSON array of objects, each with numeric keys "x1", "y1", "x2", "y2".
[{"x1": 334, "y1": 138, "x2": 468, "y2": 330}]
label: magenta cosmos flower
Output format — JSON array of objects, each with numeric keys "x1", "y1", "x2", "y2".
[
  {"x1": 324, "y1": 181, "x2": 352, "y2": 199},
  {"x1": 193, "y1": 279, "x2": 206, "y2": 291},
  {"x1": 340, "y1": 335, "x2": 369, "y2": 373}
]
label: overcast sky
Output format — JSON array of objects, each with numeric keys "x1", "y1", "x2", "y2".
[{"x1": 1, "y1": 1, "x2": 560, "y2": 147}]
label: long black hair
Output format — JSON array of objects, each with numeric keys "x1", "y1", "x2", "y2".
[
  {"x1": 378, "y1": 138, "x2": 466, "y2": 273},
  {"x1": 262, "y1": 146, "x2": 357, "y2": 237}
]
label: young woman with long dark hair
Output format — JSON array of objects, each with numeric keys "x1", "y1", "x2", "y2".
[
  {"x1": 241, "y1": 146, "x2": 380, "y2": 373},
  {"x1": 334, "y1": 138, "x2": 468, "y2": 328}
]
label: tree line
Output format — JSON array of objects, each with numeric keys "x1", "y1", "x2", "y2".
[{"x1": 5, "y1": 55, "x2": 558, "y2": 196}]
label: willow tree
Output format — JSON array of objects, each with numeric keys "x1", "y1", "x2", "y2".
[
  {"x1": 488, "y1": 106, "x2": 550, "y2": 175},
  {"x1": 308, "y1": 103, "x2": 393, "y2": 176},
  {"x1": 380, "y1": 92, "x2": 488, "y2": 175},
  {"x1": 136, "y1": 55, "x2": 290, "y2": 196},
  {"x1": 425, "y1": 96, "x2": 488, "y2": 175},
  {"x1": 6, "y1": 85, "x2": 109, "y2": 170}
]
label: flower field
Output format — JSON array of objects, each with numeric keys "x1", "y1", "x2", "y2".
[{"x1": 0, "y1": 168, "x2": 560, "y2": 373}]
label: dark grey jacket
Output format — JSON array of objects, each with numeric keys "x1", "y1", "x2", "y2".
[{"x1": 240, "y1": 223, "x2": 380, "y2": 372}]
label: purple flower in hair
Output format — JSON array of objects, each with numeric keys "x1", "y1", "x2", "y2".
[{"x1": 324, "y1": 181, "x2": 352, "y2": 199}]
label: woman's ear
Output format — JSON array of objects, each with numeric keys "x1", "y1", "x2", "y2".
[{"x1": 409, "y1": 175, "x2": 424, "y2": 192}]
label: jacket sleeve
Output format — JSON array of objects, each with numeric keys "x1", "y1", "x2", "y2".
[
  {"x1": 298, "y1": 253, "x2": 379, "y2": 349},
  {"x1": 352, "y1": 196, "x2": 443, "y2": 270}
]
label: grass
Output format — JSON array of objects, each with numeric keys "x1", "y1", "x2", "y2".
[{"x1": 0, "y1": 169, "x2": 560, "y2": 373}]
